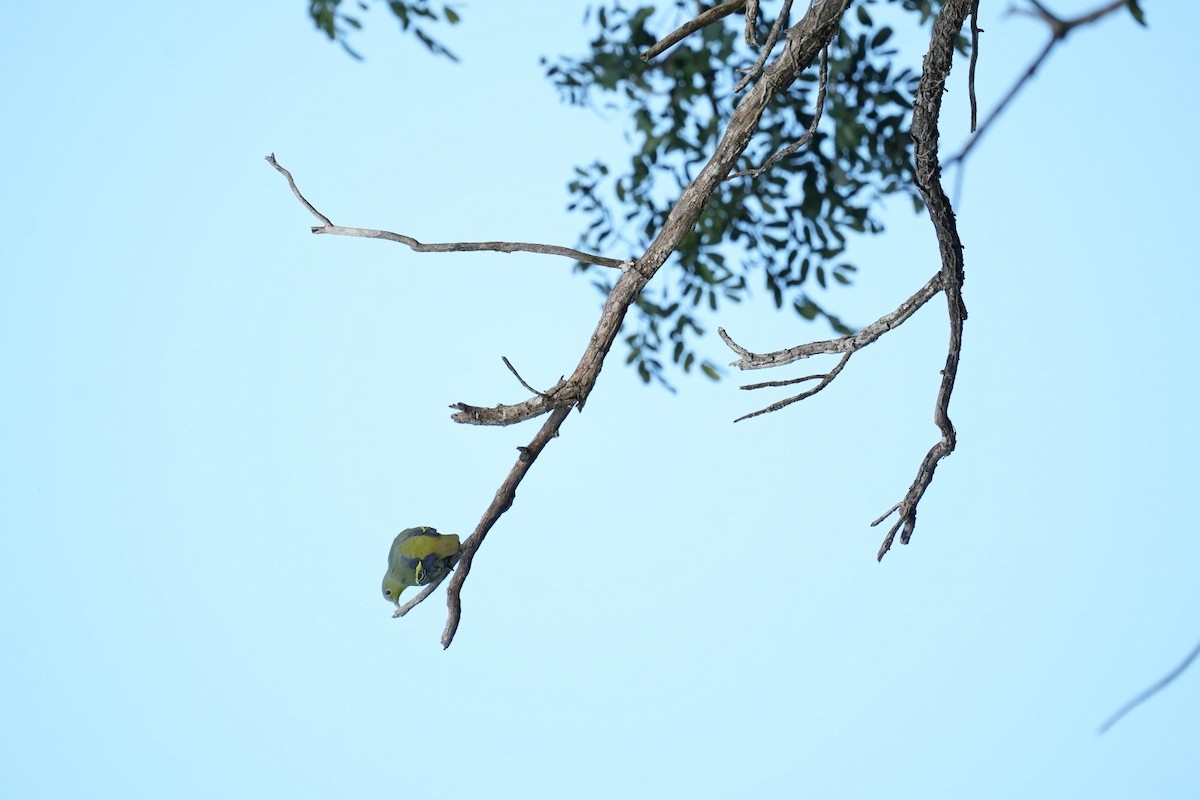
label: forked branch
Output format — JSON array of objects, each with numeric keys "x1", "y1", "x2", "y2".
[{"x1": 720, "y1": 0, "x2": 975, "y2": 559}]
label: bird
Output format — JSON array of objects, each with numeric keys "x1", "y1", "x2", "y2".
[{"x1": 382, "y1": 526, "x2": 461, "y2": 607}]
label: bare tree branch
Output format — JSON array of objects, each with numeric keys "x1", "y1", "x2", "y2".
[
  {"x1": 1098, "y1": 637, "x2": 1200, "y2": 734},
  {"x1": 641, "y1": 0, "x2": 747, "y2": 62},
  {"x1": 944, "y1": 0, "x2": 1129, "y2": 167},
  {"x1": 265, "y1": 154, "x2": 625, "y2": 269},
  {"x1": 313, "y1": 225, "x2": 628, "y2": 268},
  {"x1": 718, "y1": 271, "x2": 943, "y2": 368},
  {"x1": 265, "y1": 153, "x2": 332, "y2": 227},
  {"x1": 872, "y1": 0, "x2": 974, "y2": 560}
]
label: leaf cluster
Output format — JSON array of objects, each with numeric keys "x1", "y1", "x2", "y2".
[{"x1": 544, "y1": 1, "x2": 944, "y2": 387}]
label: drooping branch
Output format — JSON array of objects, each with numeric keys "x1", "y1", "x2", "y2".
[
  {"x1": 871, "y1": 0, "x2": 973, "y2": 560},
  {"x1": 719, "y1": 0, "x2": 974, "y2": 560}
]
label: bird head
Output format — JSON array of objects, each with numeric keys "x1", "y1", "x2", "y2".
[{"x1": 381, "y1": 572, "x2": 409, "y2": 606}]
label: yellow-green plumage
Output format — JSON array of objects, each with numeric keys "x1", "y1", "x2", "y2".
[{"x1": 382, "y1": 526, "x2": 461, "y2": 606}]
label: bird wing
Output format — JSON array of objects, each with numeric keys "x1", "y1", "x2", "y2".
[{"x1": 389, "y1": 528, "x2": 460, "y2": 574}]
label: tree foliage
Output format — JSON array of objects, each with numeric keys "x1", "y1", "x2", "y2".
[{"x1": 309, "y1": 0, "x2": 461, "y2": 61}]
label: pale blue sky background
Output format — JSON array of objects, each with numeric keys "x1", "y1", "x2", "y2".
[{"x1": 3, "y1": 1, "x2": 1198, "y2": 797}]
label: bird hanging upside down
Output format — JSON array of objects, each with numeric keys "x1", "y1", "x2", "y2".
[{"x1": 382, "y1": 526, "x2": 461, "y2": 608}]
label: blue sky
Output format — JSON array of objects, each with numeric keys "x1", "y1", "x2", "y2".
[{"x1": 3, "y1": 1, "x2": 1198, "y2": 797}]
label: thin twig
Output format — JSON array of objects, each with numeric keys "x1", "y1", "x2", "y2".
[
  {"x1": 265, "y1": 154, "x2": 332, "y2": 227},
  {"x1": 733, "y1": 0, "x2": 794, "y2": 92},
  {"x1": 944, "y1": 0, "x2": 1129, "y2": 167},
  {"x1": 502, "y1": 356, "x2": 554, "y2": 398},
  {"x1": 728, "y1": 45, "x2": 828, "y2": 179},
  {"x1": 943, "y1": 35, "x2": 1053, "y2": 168},
  {"x1": 741, "y1": 371, "x2": 830, "y2": 390},
  {"x1": 641, "y1": 0, "x2": 747, "y2": 61},
  {"x1": 1098, "y1": 637, "x2": 1200, "y2": 734},
  {"x1": 734, "y1": 351, "x2": 852, "y2": 422}
]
